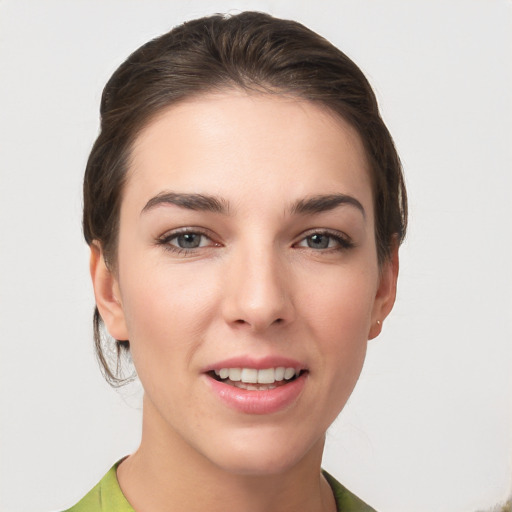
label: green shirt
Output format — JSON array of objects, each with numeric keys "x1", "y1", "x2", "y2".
[{"x1": 65, "y1": 460, "x2": 376, "y2": 512}]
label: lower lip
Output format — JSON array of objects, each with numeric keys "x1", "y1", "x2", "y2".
[{"x1": 205, "y1": 373, "x2": 307, "y2": 415}]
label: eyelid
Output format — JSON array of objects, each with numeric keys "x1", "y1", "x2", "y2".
[
  {"x1": 158, "y1": 226, "x2": 211, "y2": 240},
  {"x1": 156, "y1": 227, "x2": 221, "y2": 253},
  {"x1": 155, "y1": 226, "x2": 354, "y2": 254},
  {"x1": 293, "y1": 228, "x2": 354, "y2": 249}
]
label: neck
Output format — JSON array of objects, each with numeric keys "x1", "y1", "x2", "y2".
[{"x1": 117, "y1": 395, "x2": 336, "y2": 512}]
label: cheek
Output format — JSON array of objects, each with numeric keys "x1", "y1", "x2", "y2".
[
  {"x1": 298, "y1": 262, "x2": 377, "y2": 389},
  {"x1": 117, "y1": 259, "x2": 220, "y2": 367},
  {"x1": 300, "y1": 262, "x2": 378, "y2": 337}
]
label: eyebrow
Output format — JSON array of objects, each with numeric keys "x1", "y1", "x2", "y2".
[
  {"x1": 290, "y1": 194, "x2": 366, "y2": 218},
  {"x1": 141, "y1": 191, "x2": 365, "y2": 218},
  {"x1": 141, "y1": 192, "x2": 229, "y2": 215}
]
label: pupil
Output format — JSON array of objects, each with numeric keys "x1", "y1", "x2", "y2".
[
  {"x1": 178, "y1": 233, "x2": 201, "y2": 248},
  {"x1": 308, "y1": 234, "x2": 329, "y2": 249}
]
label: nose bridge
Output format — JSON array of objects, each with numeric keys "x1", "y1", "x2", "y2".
[{"x1": 223, "y1": 237, "x2": 292, "y2": 330}]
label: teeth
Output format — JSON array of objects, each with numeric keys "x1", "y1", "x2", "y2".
[
  {"x1": 214, "y1": 367, "x2": 300, "y2": 384},
  {"x1": 274, "y1": 367, "x2": 285, "y2": 381},
  {"x1": 257, "y1": 368, "x2": 275, "y2": 384},
  {"x1": 284, "y1": 367, "x2": 296, "y2": 380},
  {"x1": 241, "y1": 368, "x2": 258, "y2": 383},
  {"x1": 228, "y1": 368, "x2": 241, "y2": 381},
  {"x1": 233, "y1": 382, "x2": 277, "y2": 390}
]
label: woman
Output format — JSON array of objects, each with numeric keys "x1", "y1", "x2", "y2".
[{"x1": 68, "y1": 11, "x2": 406, "y2": 512}]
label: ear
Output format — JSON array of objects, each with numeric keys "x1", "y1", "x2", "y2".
[
  {"x1": 89, "y1": 242, "x2": 129, "y2": 341},
  {"x1": 368, "y1": 244, "x2": 399, "y2": 340}
]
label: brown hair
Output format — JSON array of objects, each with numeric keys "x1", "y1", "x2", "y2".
[{"x1": 83, "y1": 11, "x2": 407, "y2": 386}]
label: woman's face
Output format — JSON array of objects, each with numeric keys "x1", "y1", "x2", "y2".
[{"x1": 93, "y1": 91, "x2": 397, "y2": 475}]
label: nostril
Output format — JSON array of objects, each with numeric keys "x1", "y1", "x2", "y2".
[{"x1": 232, "y1": 317, "x2": 284, "y2": 328}]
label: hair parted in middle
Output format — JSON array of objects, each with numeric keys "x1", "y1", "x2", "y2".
[{"x1": 83, "y1": 11, "x2": 407, "y2": 386}]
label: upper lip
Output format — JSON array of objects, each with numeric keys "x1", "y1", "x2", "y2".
[{"x1": 202, "y1": 356, "x2": 307, "y2": 373}]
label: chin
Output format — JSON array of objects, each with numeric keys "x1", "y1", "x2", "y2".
[{"x1": 203, "y1": 427, "x2": 325, "y2": 477}]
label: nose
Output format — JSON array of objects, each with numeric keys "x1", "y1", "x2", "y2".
[{"x1": 221, "y1": 244, "x2": 295, "y2": 332}]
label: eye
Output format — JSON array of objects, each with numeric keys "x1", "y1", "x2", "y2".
[
  {"x1": 156, "y1": 228, "x2": 219, "y2": 254},
  {"x1": 295, "y1": 231, "x2": 354, "y2": 251},
  {"x1": 171, "y1": 232, "x2": 208, "y2": 249},
  {"x1": 302, "y1": 233, "x2": 334, "y2": 249}
]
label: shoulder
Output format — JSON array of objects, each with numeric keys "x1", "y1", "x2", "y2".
[
  {"x1": 322, "y1": 470, "x2": 378, "y2": 512},
  {"x1": 63, "y1": 460, "x2": 134, "y2": 512}
]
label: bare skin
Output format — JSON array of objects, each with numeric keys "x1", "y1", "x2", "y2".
[
  {"x1": 117, "y1": 407, "x2": 336, "y2": 512},
  {"x1": 91, "y1": 90, "x2": 398, "y2": 512}
]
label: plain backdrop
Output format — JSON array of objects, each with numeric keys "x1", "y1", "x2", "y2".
[{"x1": 0, "y1": 1, "x2": 510, "y2": 511}]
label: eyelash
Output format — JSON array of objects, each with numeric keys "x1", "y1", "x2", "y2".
[
  {"x1": 294, "y1": 230, "x2": 354, "y2": 252},
  {"x1": 156, "y1": 228, "x2": 218, "y2": 255},
  {"x1": 156, "y1": 228, "x2": 354, "y2": 255}
]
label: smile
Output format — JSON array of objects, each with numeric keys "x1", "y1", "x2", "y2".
[{"x1": 210, "y1": 367, "x2": 303, "y2": 390}]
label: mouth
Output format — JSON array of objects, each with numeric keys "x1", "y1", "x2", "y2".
[{"x1": 208, "y1": 367, "x2": 307, "y2": 391}]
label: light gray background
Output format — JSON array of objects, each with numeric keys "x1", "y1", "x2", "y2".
[{"x1": 0, "y1": 1, "x2": 510, "y2": 511}]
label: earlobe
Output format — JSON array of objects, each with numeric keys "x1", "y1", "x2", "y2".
[
  {"x1": 89, "y1": 243, "x2": 129, "y2": 341},
  {"x1": 368, "y1": 245, "x2": 399, "y2": 340}
]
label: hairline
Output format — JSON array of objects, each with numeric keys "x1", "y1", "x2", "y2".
[{"x1": 102, "y1": 86, "x2": 384, "y2": 273}]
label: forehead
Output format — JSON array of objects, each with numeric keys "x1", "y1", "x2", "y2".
[{"x1": 125, "y1": 91, "x2": 373, "y2": 217}]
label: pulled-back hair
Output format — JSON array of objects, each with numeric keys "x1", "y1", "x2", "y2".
[{"x1": 83, "y1": 11, "x2": 407, "y2": 386}]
